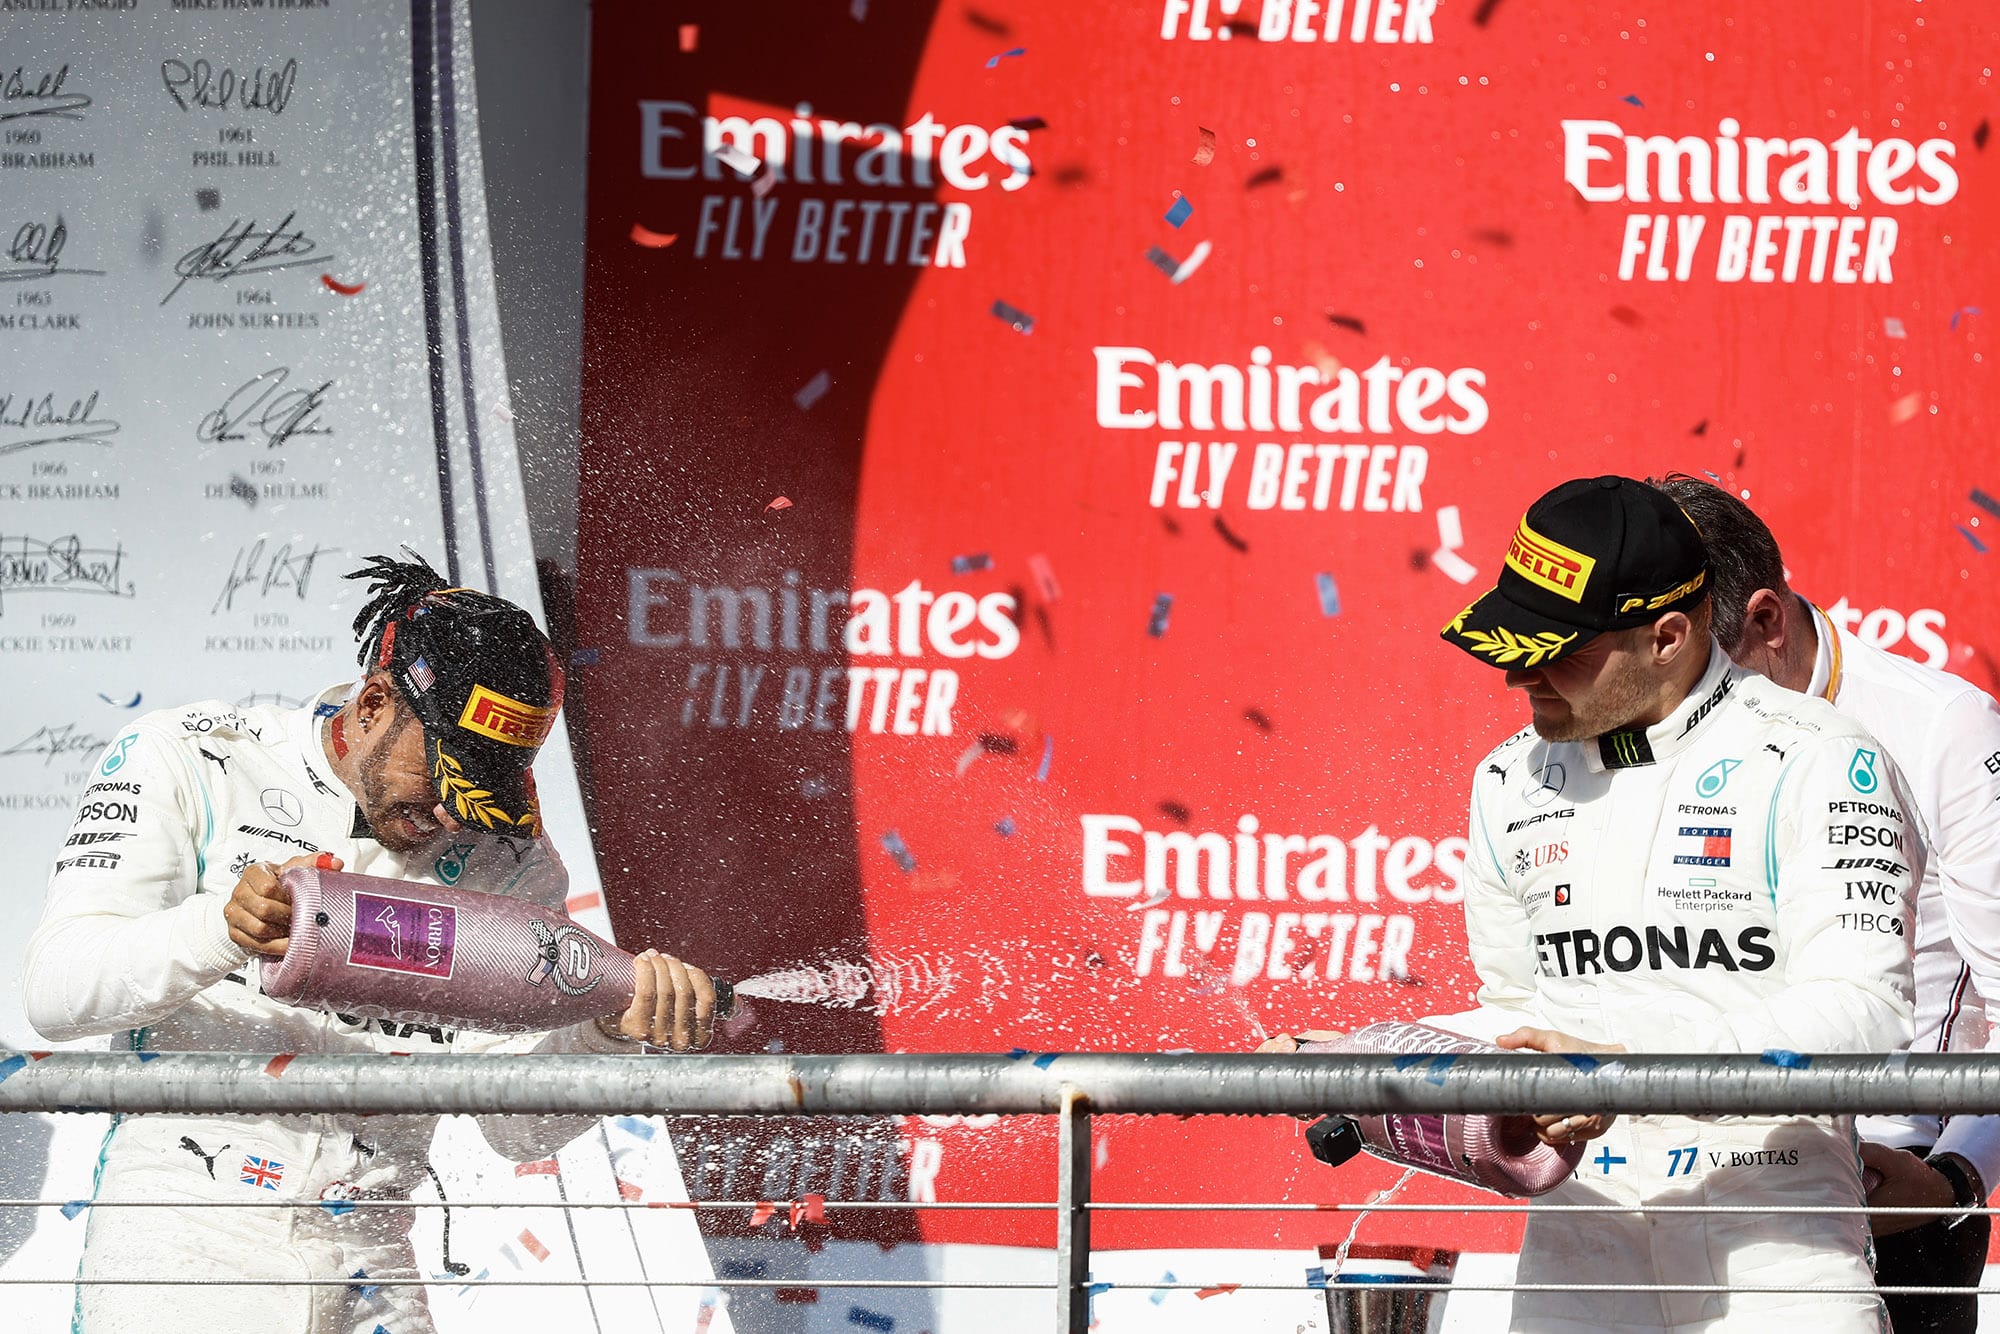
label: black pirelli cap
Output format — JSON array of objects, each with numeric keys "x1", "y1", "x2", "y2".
[{"x1": 1441, "y1": 475, "x2": 1709, "y2": 670}]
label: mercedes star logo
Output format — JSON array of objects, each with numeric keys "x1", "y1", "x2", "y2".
[
  {"x1": 1523, "y1": 761, "x2": 1566, "y2": 808},
  {"x1": 261, "y1": 788, "x2": 304, "y2": 827}
]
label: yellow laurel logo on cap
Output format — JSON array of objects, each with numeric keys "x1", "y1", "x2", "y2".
[
  {"x1": 458, "y1": 684, "x2": 556, "y2": 748},
  {"x1": 1454, "y1": 625, "x2": 1578, "y2": 667},
  {"x1": 1506, "y1": 520, "x2": 1597, "y2": 604}
]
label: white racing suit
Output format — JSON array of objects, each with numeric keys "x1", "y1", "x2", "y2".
[
  {"x1": 1428, "y1": 648, "x2": 1919, "y2": 1333},
  {"x1": 24, "y1": 690, "x2": 630, "y2": 1334}
]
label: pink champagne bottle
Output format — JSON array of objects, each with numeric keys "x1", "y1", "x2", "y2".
[
  {"x1": 260, "y1": 867, "x2": 733, "y2": 1033},
  {"x1": 1299, "y1": 1020, "x2": 1584, "y2": 1197}
]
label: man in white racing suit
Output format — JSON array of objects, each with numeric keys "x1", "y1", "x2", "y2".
[
  {"x1": 25, "y1": 554, "x2": 718, "y2": 1334},
  {"x1": 1659, "y1": 474, "x2": 2000, "y2": 1334},
  {"x1": 1268, "y1": 476, "x2": 1920, "y2": 1332}
]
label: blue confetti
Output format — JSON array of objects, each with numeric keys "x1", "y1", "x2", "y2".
[
  {"x1": 97, "y1": 692, "x2": 142, "y2": 709},
  {"x1": 1620, "y1": 93, "x2": 1644, "y2": 107},
  {"x1": 350, "y1": 1269, "x2": 379, "y2": 1301},
  {"x1": 1145, "y1": 246, "x2": 1180, "y2": 278},
  {"x1": 1423, "y1": 1053, "x2": 1458, "y2": 1086},
  {"x1": 1305, "y1": 1266, "x2": 1329, "y2": 1289},
  {"x1": 1959, "y1": 525, "x2": 1988, "y2": 554},
  {"x1": 1147, "y1": 592, "x2": 1174, "y2": 638},
  {"x1": 1761, "y1": 1049, "x2": 1811, "y2": 1069},
  {"x1": 1165, "y1": 195, "x2": 1192, "y2": 228},
  {"x1": 1952, "y1": 306, "x2": 1982, "y2": 331},
  {"x1": 951, "y1": 552, "x2": 993, "y2": 575},
  {"x1": 0, "y1": 1054, "x2": 27, "y2": 1086},
  {"x1": 847, "y1": 1306, "x2": 896, "y2": 1331},
  {"x1": 880, "y1": 829, "x2": 917, "y2": 873},
  {"x1": 1008, "y1": 1047, "x2": 1029, "y2": 1059},
  {"x1": 614, "y1": 1115, "x2": 657, "y2": 1141},
  {"x1": 984, "y1": 46, "x2": 1026, "y2": 69},
  {"x1": 994, "y1": 816, "x2": 1017, "y2": 837},
  {"x1": 1315, "y1": 572, "x2": 1341, "y2": 618},
  {"x1": 1150, "y1": 1270, "x2": 1177, "y2": 1304},
  {"x1": 569, "y1": 648, "x2": 601, "y2": 667},
  {"x1": 794, "y1": 370, "x2": 833, "y2": 411},
  {"x1": 1560, "y1": 1052, "x2": 1600, "y2": 1072},
  {"x1": 321, "y1": 1200, "x2": 355, "y2": 1218},
  {"x1": 1032, "y1": 1053, "x2": 1059, "y2": 1070},
  {"x1": 991, "y1": 299, "x2": 1035, "y2": 334},
  {"x1": 60, "y1": 1200, "x2": 88, "y2": 1221},
  {"x1": 1035, "y1": 734, "x2": 1054, "y2": 782},
  {"x1": 136, "y1": 1052, "x2": 160, "y2": 1063},
  {"x1": 1971, "y1": 489, "x2": 2000, "y2": 521}
]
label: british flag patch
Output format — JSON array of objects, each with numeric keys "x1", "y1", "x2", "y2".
[{"x1": 240, "y1": 1155, "x2": 285, "y2": 1190}]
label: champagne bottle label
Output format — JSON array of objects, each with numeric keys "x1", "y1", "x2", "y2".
[{"x1": 349, "y1": 891, "x2": 458, "y2": 980}]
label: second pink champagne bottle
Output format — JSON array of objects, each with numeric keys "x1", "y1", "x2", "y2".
[
  {"x1": 260, "y1": 867, "x2": 733, "y2": 1033},
  {"x1": 1299, "y1": 1020, "x2": 1584, "y2": 1197}
]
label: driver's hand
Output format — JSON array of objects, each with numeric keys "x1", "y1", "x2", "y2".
[
  {"x1": 1256, "y1": 1029, "x2": 1346, "y2": 1054},
  {"x1": 225, "y1": 853, "x2": 342, "y2": 956},
  {"x1": 608, "y1": 950, "x2": 717, "y2": 1051}
]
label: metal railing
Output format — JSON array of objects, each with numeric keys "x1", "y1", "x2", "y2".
[{"x1": 8, "y1": 1049, "x2": 2000, "y2": 1331}]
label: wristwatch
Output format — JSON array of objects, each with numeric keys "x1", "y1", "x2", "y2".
[{"x1": 1928, "y1": 1152, "x2": 1983, "y2": 1230}]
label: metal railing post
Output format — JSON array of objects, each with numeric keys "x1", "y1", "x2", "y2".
[{"x1": 1055, "y1": 1084, "x2": 1091, "y2": 1334}]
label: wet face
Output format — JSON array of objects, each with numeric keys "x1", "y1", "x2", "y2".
[
  {"x1": 349, "y1": 696, "x2": 457, "y2": 853},
  {"x1": 1504, "y1": 626, "x2": 1658, "y2": 742}
]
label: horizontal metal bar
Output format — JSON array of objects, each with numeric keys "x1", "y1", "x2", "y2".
[
  {"x1": 9, "y1": 1050, "x2": 2000, "y2": 1115},
  {"x1": 4, "y1": 1278, "x2": 1996, "y2": 1296},
  {"x1": 0, "y1": 1198, "x2": 1051, "y2": 1211}
]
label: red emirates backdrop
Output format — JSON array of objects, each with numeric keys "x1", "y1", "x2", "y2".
[{"x1": 576, "y1": 1, "x2": 1999, "y2": 1254}]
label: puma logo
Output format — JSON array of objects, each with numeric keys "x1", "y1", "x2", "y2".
[
  {"x1": 179, "y1": 1136, "x2": 230, "y2": 1179},
  {"x1": 199, "y1": 748, "x2": 230, "y2": 774},
  {"x1": 1764, "y1": 743, "x2": 1787, "y2": 761}
]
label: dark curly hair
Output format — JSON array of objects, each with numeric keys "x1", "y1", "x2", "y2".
[{"x1": 344, "y1": 550, "x2": 455, "y2": 668}]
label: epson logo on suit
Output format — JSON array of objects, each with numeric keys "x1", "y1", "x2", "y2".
[{"x1": 1827, "y1": 824, "x2": 1905, "y2": 850}]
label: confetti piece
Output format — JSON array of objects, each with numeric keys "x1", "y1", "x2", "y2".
[
  {"x1": 514, "y1": 1158, "x2": 561, "y2": 1176},
  {"x1": 994, "y1": 816, "x2": 1016, "y2": 837},
  {"x1": 613, "y1": 1115, "x2": 656, "y2": 1140},
  {"x1": 1889, "y1": 392, "x2": 1924, "y2": 424},
  {"x1": 97, "y1": 691, "x2": 142, "y2": 708},
  {"x1": 1974, "y1": 119, "x2": 1990, "y2": 151},
  {"x1": 1164, "y1": 195, "x2": 1193, "y2": 228},
  {"x1": 1156, "y1": 800, "x2": 1191, "y2": 824},
  {"x1": 714, "y1": 143, "x2": 759, "y2": 178},
  {"x1": 1433, "y1": 548, "x2": 1479, "y2": 584},
  {"x1": 1145, "y1": 592, "x2": 1175, "y2": 638},
  {"x1": 848, "y1": 1308, "x2": 896, "y2": 1332},
  {"x1": 992, "y1": 300, "x2": 1035, "y2": 334},
  {"x1": 1197, "y1": 1284, "x2": 1240, "y2": 1299},
  {"x1": 569, "y1": 648, "x2": 600, "y2": 667},
  {"x1": 1315, "y1": 572, "x2": 1342, "y2": 618},
  {"x1": 630, "y1": 223, "x2": 678, "y2": 248},
  {"x1": 1035, "y1": 734, "x2": 1054, "y2": 782},
  {"x1": 1959, "y1": 525, "x2": 1988, "y2": 554},
  {"x1": 264, "y1": 1054, "x2": 296, "y2": 1078},
  {"x1": 750, "y1": 1201, "x2": 777, "y2": 1227},
  {"x1": 1325, "y1": 312, "x2": 1366, "y2": 335},
  {"x1": 1470, "y1": 227, "x2": 1515, "y2": 247},
  {"x1": 1128, "y1": 882, "x2": 1172, "y2": 911},
  {"x1": 1608, "y1": 304, "x2": 1642, "y2": 327},
  {"x1": 801, "y1": 1193, "x2": 828, "y2": 1224},
  {"x1": 614, "y1": 1177, "x2": 644, "y2": 1203},
  {"x1": 678, "y1": 23, "x2": 699, "y2": 50},
  {"x1": 1212, "y1": 516, "x2": 1249, "y2": 552},
  {"x1": 1972, "y1": 489, "x2": 2000, "y2": 520},
  {"x1": 776, "y1": 1288, "x2": 820, "y2": 1303},
  {"x1": 1691, "y1": 419, "x2": 1709, "y2": 436},
  {"x1": 1244, "y1": 707, "x2": 1273, "y2": 731},
  {"x1": 1305, "y1": 1266, "x2": 1328, "y2": 1289},
  {"x1": 1436, "y1": 504, "x2": 1465, "y2": 551},
  {"x1": 1760, "y1": 1049, "x2": 1811, "y2": 1069},
  {"x1": 765, "y1": 496, "x2": 793, "y2": 511},
  {"x1": 1560, "y1": 1053, "x2": 1601, "y2": 1071},
  {"x1": 794, "y1": 370, "x2": 832, "y2": 410},
  {"x1": 1620, "y1": 94, "x2": 1644, "y2": 108},
  {"x1": 1150, "y1": 1270, "x2": 1178, "y2": 1304},
  {"x1": 1473, "y1": 0, "x2": 1504, "y2": 25},
  {"x1": 984, "y1": 46, "x2": 1026, "y2": 69},
  {"x1": 1170, "y1": 240, "x2": 1211, "y2": 284},
  {"x1": 320, "y1": 274, "x2": 365, "y2": 296},
  {"x1": 751, "y1": 168, "x2": 778, "y2": 199},
  {"x1": 1007, "y1": 115, "x2": 1049, "y2": 131},
  {"x1": 1144, "y1": 245, "x2": 1181, "y2": 278},
  {"x1": 517, "y1": 1229, "x2": 550, "y2": 1262},
  {"x1": 60, "y1": 1200, "x2": 88, "y2": 1220},
  {"x1": 881, "y1": 829, "x2": 917, "y2": 873},
  {"x1": 228, "y1": 474, "x2": 258, "y2": 507},
  {"x1": 951, "y1": 552, "x2": 992, "y2": 575},
  {"x1": 850, "y1": 0, "x2": 868, "y2": 18},
  {"x1": 956, "y1": 741, "x2": 985, "y2": 776},
  {"x1": 1028, "y1": 553, "x2": 1061, "y2": 601},
  {"x1": 564, "y1": 891, "x2": 601, "y2": 914},
  {"x1": 1952, "y1": 307, "x2": 1982, "y2": 331},
  {"x1": 321, "y1": 1200, "x2": 355, "y2": 1218},
  {"x1": 1192, "y1": 127, "x2": 1216, "y2": 166},
  {"x1": 136, "y1": 1051, "x2": 159, "y2": 1063},
  {"x1": 1883, "y1": 316, "x2": 1907, "y2": 339},
  {"x1": 1246, "y1": 164, "x2": 1285, "y2": 188},
  {"x1": 195, "y1": 187, "x2": 220, "y2": 211}
]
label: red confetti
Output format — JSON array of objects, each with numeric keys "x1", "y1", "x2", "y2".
[
  {"x1": 630, "y1": 223, "x2": 678, "y2": 249},
  {"x1": 517, "y1": 1228, "x2": 551, "y2": 1262},
  {"x1": 801, "y1": 1193, "x2": 827, "y2": 1224},
  {"x1": 320, "y1": 273, "x2": 365, "y2": 296},
  {"x1": 264, "y1": 1054, "x2": 296, "y2": 1078},
  {"x1": 775, "y1": 1287, "x2": 820, "y2": 1303},
  {"x1": 678, "y1": 23, "x2": 699, "y2": 50},
  {"x1": 1192, "y1": 126, "x2": 1217, "y2": 166},
  {"x1": 750, "y1": 1200, "x2": 777, "y2": 1226},
  {"x1": 1197, "y1": 1284, "x2": 1241, "y2": 1299},
  {"x1": 565, "y1": 891, "x2": 602, "y2": 914},
  {"x1": 617, "y1": 1178, "x2": 644, "y2": 1201},
  {"x1": 1889, "y1": 392, "x2": 1925, "y2": 425},
  {"x1": 765, "y1": 496, "x2": 793, "y2": 511},
  {"x1": 514, "y1": 1158, "x2": 562, "y2": 1177}
]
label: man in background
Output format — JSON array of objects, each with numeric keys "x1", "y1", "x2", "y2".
[{"x1": 1658, "y1": 474, "x2": 2000, "y2": 1333}]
